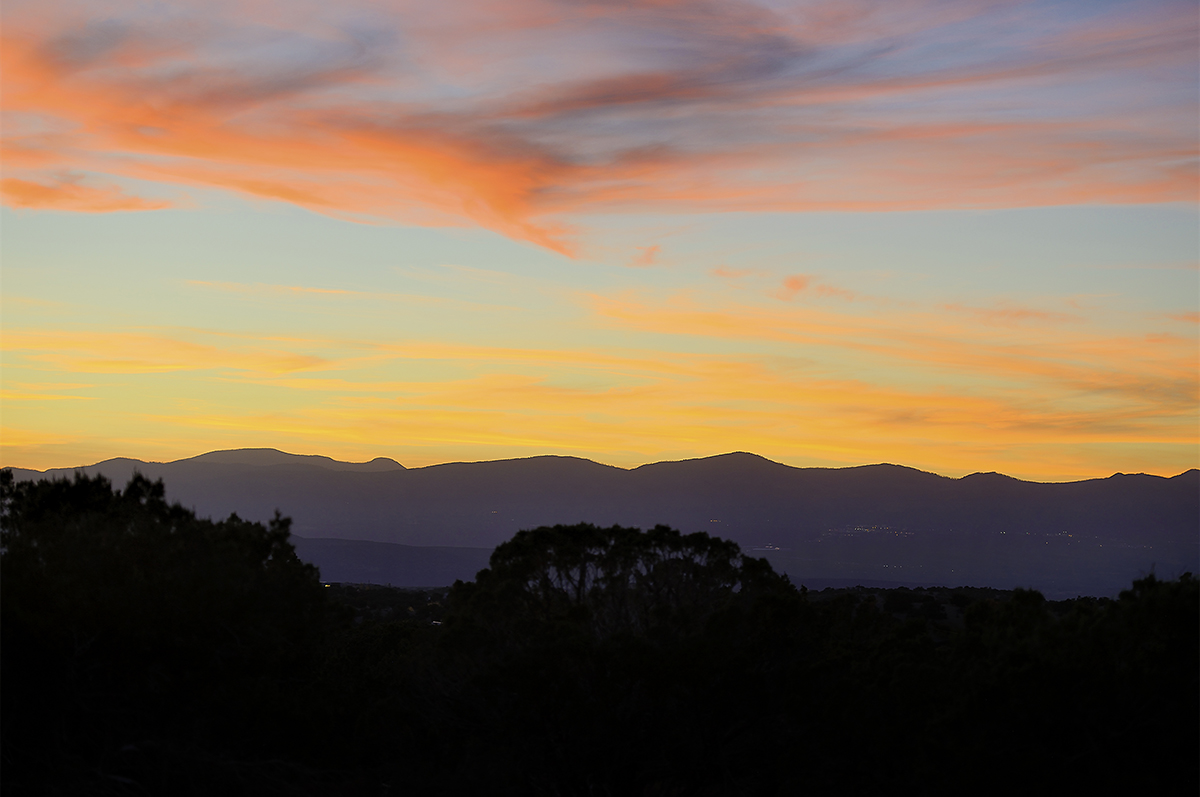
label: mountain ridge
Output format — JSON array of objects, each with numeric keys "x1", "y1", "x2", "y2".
[
  {"x1": 7, "y1": 448, "x2": 1196, "y2": 597},
  {"x1": 13, "y1": 446, "x2": 1193, "y2": 482}
]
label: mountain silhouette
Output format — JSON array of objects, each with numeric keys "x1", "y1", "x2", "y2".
[{"x1": 9, "y1": 449, "x2": 1197, "y2": 597}]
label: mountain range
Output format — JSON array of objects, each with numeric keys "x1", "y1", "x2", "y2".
[{"x1": 8, "y1": 449, "x2": 1197, "y2": 598}]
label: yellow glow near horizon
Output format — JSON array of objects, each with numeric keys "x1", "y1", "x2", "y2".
[{"x1": 3, "y1": 285, "x2": 1196, "y2": 480}]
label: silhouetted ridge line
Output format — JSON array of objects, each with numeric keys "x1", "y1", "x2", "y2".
[
  {"x1": 181, "y1": 448, "x2": 406, "y2": 471},
  {"x1": 7, "y1": 449, "x2": 1196, "y2": 597}
]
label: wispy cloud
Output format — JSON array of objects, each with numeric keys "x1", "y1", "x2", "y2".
[
  {"x1": 588, "y1": 290, "x2": 1199, "y2": 416},
  {"x1": 711, "y1": 266, "x2": 762, "y2": 280},
  {"x1": 2, "y1": 329, "x2": 327, "y2": 374},
  {"x1": 1, "y1": 174, "x2": 170, "y2": 211},
  {"x1": 3, "y1": 304, "x2": 1195, "y2": 478},
  {"x1": 942, "y1": 302, "x2": 1078, "y2": 326},
  {"x1": 108, "y1": 338, "x2": 1200, "y2": 479},
  {"x1": 2, "y1": 0, "x2": 1194, "y2": 251},
  {"x1": 187, "y1": 280, "x2": 359, "y2": 297},
  {"x1": 0, "y1": 386, "x2": 96, "y2": 401},
  {"x1": 774, "y1": 275, "x2": 855, "y2": 301},
  {"x1": 628, "y1": 245, "x2": 661, "y2": 268}
]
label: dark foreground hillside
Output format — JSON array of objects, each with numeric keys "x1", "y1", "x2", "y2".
[{"x1": 3, "y1": 471, "x2": 1197, "y2": 796}]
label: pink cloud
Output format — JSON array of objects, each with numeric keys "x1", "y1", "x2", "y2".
[
  {"x1": 628, "y1": 245, "x2": 661, "y2": 268},
  {"x1": 775, "y1": 275, "x2": 812, "y2": 300},
  {"x1": 0, "y1": 1, "x2": 1194, "y2": 251},
  {"x1": 775, "y1": 275, "x2": 854, "y2": 301}
]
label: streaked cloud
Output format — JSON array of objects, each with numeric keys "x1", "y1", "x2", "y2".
[
  {"x1": 711, "y1": 266, "x2": 762, "y2": 280},
  {"x1": 775, "y1": 275, "x2": 855, "y2": 302},
  {"x1": 942, "y1": 303, "x2": 1079, "y2": 327},
  {"x1": 588, "y1": 290, "x2": 1198, "y2": 416},
  {"x1": 3, "y1": 288, "x2": 1195, "y2": 479},
  {"x1": 2, "y1": 0, "x2": 1194, "y2": 251},
  {"x1": 628, "y1": 245, "x2": 661, "y2": 268},
  {"x1": 0, "y1": 388, "x2": 95, "y2": 402},
  {"x1": 2, "y1": 329, "x2": 327, "y2": 374},
  {"x1": 1, "y1": 174, "x2": 170, "y2": 211},
  {"x1": 187, "y1": 281, "x2": 359, "y2": 297}
]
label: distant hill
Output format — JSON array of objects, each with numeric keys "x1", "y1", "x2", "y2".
[{"x1": 8, "y1": 449, "x2": 1197, "y2": 597}]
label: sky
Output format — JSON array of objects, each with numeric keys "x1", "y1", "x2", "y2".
[{"x1": 1, "y1": 0, "x2": 1197, "y2": 481}]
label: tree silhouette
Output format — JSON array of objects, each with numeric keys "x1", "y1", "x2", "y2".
[
  {"x1": 430, "y1": 524, "x2": 799, "y2": 792},
  {"x1": 447, "y1": 522, "x2": 789, "y2": 640},
  {"x1": 0, "y1": 469, "x2": 331, "y2": 786}
]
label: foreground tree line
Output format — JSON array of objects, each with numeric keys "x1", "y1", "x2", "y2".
[{"x1": 2, "y1": 471, "x2": 1196, "y2": 795}]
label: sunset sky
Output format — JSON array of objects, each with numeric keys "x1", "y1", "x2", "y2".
[{"x1": 2, "y1": 0, "x2": 1197, "y2": 480}]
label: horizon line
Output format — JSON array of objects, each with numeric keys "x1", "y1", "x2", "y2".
[{"x1": 3, "y1": 446, "x2": 1195, "y2": 485}]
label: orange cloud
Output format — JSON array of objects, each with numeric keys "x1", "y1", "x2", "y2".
[
  {"x1": 3, "y1": 307, "x2": 1195, "y2": 479},
  {"x1": 628, "y1": 245, "x2": 661, "y2": 268},
  {"x1": 0, "y1": 27, "x2": 585, "y2": 252},
  {"x1": 0, "y1": 389, "x2": 95, "y2": 402},
  {"x1": 0, "y1": 1, "x2": 1194, "y2": 251},
  {"x1": 2, "y1": 329, "x2": 326, "y2": 375},
  {"x1": 183, "y1": 279, "x2": 523, "y2": 316},
  {"x1": 943, "y1": 303, "x2": 1078, "y2": 327},
  {"x1": 710, "y1": 266, "x2": 761, "y2": 279},
  {"x1": 0, "y1": 174, "x2": 169, "y2": 211},
  {"x1": 776, "y1": 275, "x2": 811, "y2": 299},
  {"x1": 775, "y1": 275, "x2": 854, "y2": 302},
  {"x1": 589, "y1": 291, "x2": 1199, "y2": 417},
  {"x1": 115, "y1": 343, "x2": 1199, "y2": 481}
]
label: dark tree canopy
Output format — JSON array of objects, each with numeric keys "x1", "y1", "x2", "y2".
[
  {"x1": 448, "y1": 523, "x2": 790, "y2": 640},
  {"x1": 1, "y1": 470, "x2": 324, "y2": 663},
  {"x1": 0, "y1": 469, "x2": 331, "y2": 774}
]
